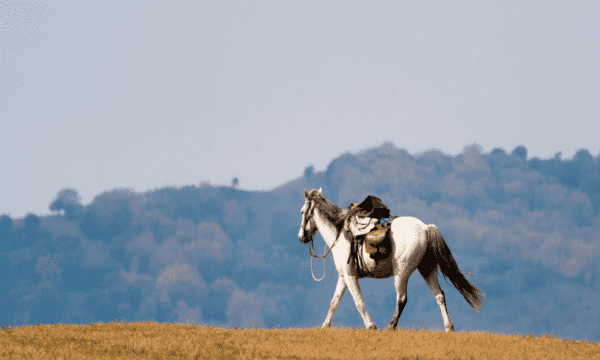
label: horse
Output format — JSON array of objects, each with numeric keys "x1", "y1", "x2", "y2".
[{"x1": 298, "y1": 188, "x2": 485, "y2": 331}]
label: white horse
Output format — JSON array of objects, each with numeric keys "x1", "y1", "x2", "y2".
[{"x1": 298, "y1": 188, "x2": 484, "y2": 331}]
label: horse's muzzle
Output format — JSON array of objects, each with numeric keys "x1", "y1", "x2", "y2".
[{"x1": 299, "y1": 229, "x2": 312, "y2": 244}]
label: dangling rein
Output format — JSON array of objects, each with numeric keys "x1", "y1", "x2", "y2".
[{"x1": 308, "y1": 227, "x2": 341, "y2": 281}]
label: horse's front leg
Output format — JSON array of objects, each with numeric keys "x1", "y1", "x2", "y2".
[
  {"x1": 343, "y1": 273, "x2": 377, "y2": 329},
  {"x1": 321, "y1": 275, "x2": 347, "y2": 329}
]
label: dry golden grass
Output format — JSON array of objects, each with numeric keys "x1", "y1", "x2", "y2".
[{"x1": 0, "y1": 320, "x2": 598, "y2": 360}]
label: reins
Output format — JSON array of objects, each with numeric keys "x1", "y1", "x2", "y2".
[
  {"x1": 308, "y1": 230, "x2": 340, "y2": 281},
  {"x1": 305, "y1": 203, "x2": 343, "y2": 282}
]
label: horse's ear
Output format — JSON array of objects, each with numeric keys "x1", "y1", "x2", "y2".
[
  {"x1": 318, "y1": 187, "x2": 322, "y2": 195},
  {"x1": 304, "y1": 190, "x2": 309, "y2": 198}
]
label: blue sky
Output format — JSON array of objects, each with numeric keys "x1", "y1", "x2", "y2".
[{"x1": 1, "y1": 0, "x2": 599, "y2": 218}]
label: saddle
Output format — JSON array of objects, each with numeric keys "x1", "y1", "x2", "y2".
[{"x1": 343, "y1": 195, "x2": 396, "y2": 276}]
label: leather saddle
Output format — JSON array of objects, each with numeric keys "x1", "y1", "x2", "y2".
[{"x1": 343, "y1": 196, "x2": 396, "y2": 276}]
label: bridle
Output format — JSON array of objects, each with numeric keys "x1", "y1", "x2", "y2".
[{"x1": 302, "y1": 198, "x2": 342, "y2": 281}]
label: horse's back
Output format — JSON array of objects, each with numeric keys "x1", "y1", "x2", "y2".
[
  {"x1": 389, "y1": 216, "x2": 430, "y2": 263},
  {"x1": 391, "y1": 216, "x2": 428, "y2": 232}
]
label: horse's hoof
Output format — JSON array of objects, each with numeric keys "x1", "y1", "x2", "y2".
[
  {"x1": 384, "y1": 325, "x2": 395, "y2": 331},
  {"x1": 445, "y1": 325, "x2": 455, "y2": 333},
  {"x1": 366, "y1": 324, "x2": 378, "y2": 330},
  {"x1": 321, "y1": 325, "x2": 330, "y2": 330}
]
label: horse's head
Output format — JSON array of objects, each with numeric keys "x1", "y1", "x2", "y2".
[{"x1": 298, "y1": 188, "x2": 322, "y2": 244}]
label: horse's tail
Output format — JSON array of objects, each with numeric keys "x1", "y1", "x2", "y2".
[{"x1": 425, "y1": 225, "x2": 485, "y2": 312}]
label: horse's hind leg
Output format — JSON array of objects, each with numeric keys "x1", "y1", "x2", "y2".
[
  {"x1": 343, "y1": 273, "x2": 377, "y2": 329},
  {"x1": 321, "y1": 276, "x2": 347, "y2": 329},
  {"x1": 385, "y1": 266, "x2": 409, "y2": 330},
  {"x1": 418, "y1": 264, "x2": 455, "y2": 332}
]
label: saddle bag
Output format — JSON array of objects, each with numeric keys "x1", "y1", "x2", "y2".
[
  {"x1": 364, "y1": 228, "x2": 388, "y2": 257},
  {"x1": 364, "y1": 217, "x2": 397, "y2": 260}
]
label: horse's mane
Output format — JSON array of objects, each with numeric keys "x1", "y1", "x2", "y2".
[{"x1": 307, "y1": 189, "x2": 347, "y2": 229}]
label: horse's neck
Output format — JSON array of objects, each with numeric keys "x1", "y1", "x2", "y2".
[{"x1": 313, "y1": 207, "x2": 339, "y2": 248}]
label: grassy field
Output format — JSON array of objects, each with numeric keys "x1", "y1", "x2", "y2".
[{"x1": 0, "y1": 320, "x2": 598, "y2": 359}]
